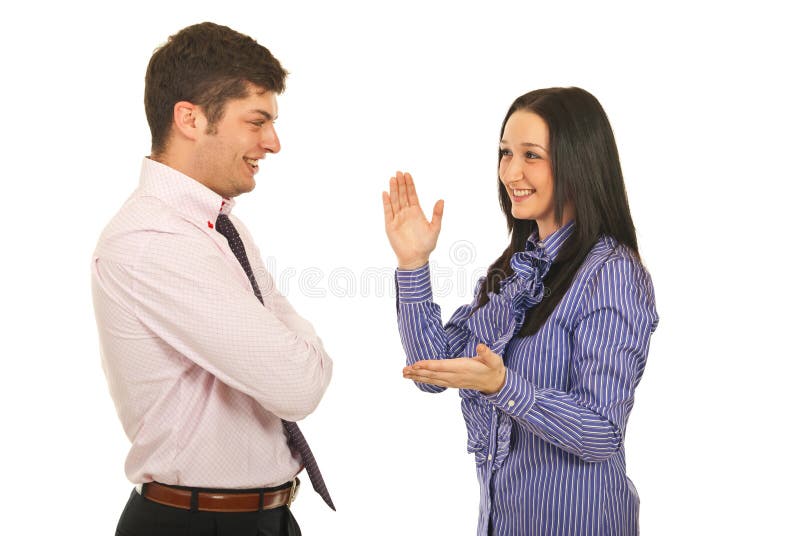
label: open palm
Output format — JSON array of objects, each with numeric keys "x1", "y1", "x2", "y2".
[{"x1": 382, "y1": 171, "x2": 444, "y2": 269}]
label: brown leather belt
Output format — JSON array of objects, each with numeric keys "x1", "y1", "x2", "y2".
[{"x1": 140, "y1": 478, "x2": 299, "y2": 512}]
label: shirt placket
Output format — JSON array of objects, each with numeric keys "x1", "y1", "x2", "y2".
[
  {"x1": 479, "y1": 408, "x2": 500, "y2": 535},
  {"x1": 487, "y1": 407, "x2": 499, "y2": 470}
]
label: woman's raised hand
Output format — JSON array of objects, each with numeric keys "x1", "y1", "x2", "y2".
[{"x1": 382, "y1": 171, "x2": 444, "y2": 270}]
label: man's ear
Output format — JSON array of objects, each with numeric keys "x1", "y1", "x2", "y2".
[{"x1": 172, "y1": 101, "x2": 207, "y2": 141}]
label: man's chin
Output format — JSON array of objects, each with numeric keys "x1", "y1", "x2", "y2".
[{"x1": 232, "y1": 179, "x2": 257, "y2": 197}]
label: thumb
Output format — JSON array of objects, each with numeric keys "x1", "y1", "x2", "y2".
[
  {"x1": 431, "y1": 199, "x2": 444, "y2": 230},
  {"x1": 475, "y1": 343, "x2": 493, "y2": 363}
]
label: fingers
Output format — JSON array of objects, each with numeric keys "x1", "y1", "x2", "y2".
[
  {"x1": 403, "y1": 366, "x2": 459, "y2": 388},
  {"x1": 405, "y1": 173, "x2": 420, "y2": 207},
  {"x1": 403, "y1": 360, "x2": 482, "y2": 390},
  {"x1": 407, "y1": 357, "x2": 468, "y2": 372},
  {"x1": 397, "y1": 171, "x2": 409, "y2": 208},
  {"x1": 404, "y1": 374, "x2": 454, "y2": 389},
  {"x1": 403, "y1": 367, "x2": 457, "y2": 380},
  {"x1": 382, "y1": 191, "x2": 393, "y2": 225},
  {"x1": 388, "y1": 171, "x2": 440, "y2": 228},
  {"x1": 388, "y1": 176, "x2": 400, "y2": 216}
]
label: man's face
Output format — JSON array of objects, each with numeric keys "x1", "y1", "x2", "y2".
[{"x1": 193, "y1": 85, "x2": 281, "y2": 198}]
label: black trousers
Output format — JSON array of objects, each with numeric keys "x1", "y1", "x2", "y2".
[{"x1": 115, "y1": 488, "x2": 302, "y2": 536}]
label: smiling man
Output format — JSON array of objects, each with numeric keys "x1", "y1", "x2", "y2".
[{"x1": 91, "y1": 22, "x2": 333, "y2": 535}]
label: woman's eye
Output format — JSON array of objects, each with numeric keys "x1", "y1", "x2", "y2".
[
  {"x1": 525, "y1": 151, "x2": 540, "y2": 160},
  {"x1": 500, "y1": 149, "x2": 512, "y2": 157}
]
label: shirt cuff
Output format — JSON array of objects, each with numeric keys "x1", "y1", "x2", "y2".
[
  {"x1": 482, "y1": 367, "x2": 536, "y2": 418},
  {"x1": 396, "y1": 264, "x2": 433, "y2": 304}
]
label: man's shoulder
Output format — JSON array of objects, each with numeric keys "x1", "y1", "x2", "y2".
[{"x1": 94, "y1": 193, "x2": 205, "y2": 266}]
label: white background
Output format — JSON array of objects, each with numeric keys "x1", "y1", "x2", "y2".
[{"x1": 1, "y1": 1, "x2": 798, "y2": 534}]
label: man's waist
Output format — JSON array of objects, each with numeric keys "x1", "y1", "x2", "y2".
[{"x1": 137, "y1": 478, "x2": 300, "y2": 512}]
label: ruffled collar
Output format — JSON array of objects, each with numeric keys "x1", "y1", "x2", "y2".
[{"x1": 527, "y1": 220, "x2": 576, "y2": 260}]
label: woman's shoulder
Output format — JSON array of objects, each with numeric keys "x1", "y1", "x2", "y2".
[
  {"x1": 583, "y1": 235, "x2": 647, "y2": 270},
  {"x1": 577, "y1": 236, "x2": 656, "y2": 300}
]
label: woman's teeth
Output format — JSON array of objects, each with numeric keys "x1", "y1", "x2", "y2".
[{"x1": 513, "y1": 189, "x2": 533, "y2": 196}]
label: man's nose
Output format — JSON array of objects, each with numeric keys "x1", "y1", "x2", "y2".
[{"x1": 262, "y1": 125, "x2": 281, "y2": 154}]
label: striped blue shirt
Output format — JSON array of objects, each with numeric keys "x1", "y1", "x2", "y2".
[{"x1": 395, "y1": 222, "x2": 658, "y2": 535}]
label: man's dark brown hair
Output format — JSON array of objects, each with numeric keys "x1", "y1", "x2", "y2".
[{"x1": 145, "y1": 22, "x2": 288, "y2": 157}]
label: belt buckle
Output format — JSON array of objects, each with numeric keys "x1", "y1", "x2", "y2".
[{"x1": 287, "y1": 478, "x2": 299, "y2": 507}]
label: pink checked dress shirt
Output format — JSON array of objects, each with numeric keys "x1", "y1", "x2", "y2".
[{"x1": 92, "y1": 158, "x2": 333, "y2": 488}]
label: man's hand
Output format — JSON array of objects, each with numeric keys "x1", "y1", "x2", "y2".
[{"x1": 402, "y1": 344, "x2": 507, "y2": 394}]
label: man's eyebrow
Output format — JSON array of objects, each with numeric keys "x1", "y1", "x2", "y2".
[
  {"x1": 499, "y1": 139, "x2": 548, "y2": 151},
  {"x1": 249, "y1": 109, "x2": 277, "y2": 121}
]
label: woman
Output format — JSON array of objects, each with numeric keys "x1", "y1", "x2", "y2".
[{"x1": 382, "y1": 87, "x2": 658, "y2": 535}]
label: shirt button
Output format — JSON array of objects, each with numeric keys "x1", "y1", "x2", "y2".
[
  {"x1": 508, "y1": 400, "x2": 516, "y2": 407},
  {"x1": 487, "y1": 454, "x2": 493, "y2": 461}
]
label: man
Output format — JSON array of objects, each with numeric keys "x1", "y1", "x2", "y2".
[{"x1": 92, "y1": 22, "x2": 333, "y2": 535}]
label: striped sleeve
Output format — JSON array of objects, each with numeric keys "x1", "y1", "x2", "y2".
[
  {"x1": 396, "y1": 264, "x2": 475, "y2": 393},
  {"x1": 484, "y1": 257, "x2": 658, "y2": 462}
]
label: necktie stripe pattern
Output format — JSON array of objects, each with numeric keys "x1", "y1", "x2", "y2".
[{"x1": 215, "y1": 213, "x2": 335, "y2": 511}]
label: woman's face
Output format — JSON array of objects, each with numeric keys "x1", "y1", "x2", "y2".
[{"x1": 499, "y1": 110, "x2": 568, "y2": 238}]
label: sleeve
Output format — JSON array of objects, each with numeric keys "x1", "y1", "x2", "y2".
[
  {"x1": 241, "y1": 222, "x2": 321, "y2": 342},
  {"x1": 102, "y1": 230, "x2": 333, "y2": 422},
  {"x1": 482, "y1": 257, "x2": 658, "y2": 462},
  {"x1": 395, "y1": 264, "x2": 476, "y2": 393}
]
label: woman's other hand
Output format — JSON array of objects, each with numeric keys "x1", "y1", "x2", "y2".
[
  {"x1": 402, "y1": 344, "x2": 507, "y2": 395},
  {"x1": 382, "y1": 171, "x2": 444, "y2": 270}
]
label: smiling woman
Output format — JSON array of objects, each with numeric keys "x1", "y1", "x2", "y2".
[
  {"x1": 498, "y1": 110, "x2": 568, "y2": 230},
  {"x1": 383, "y1": 87, "x2": 659, "y2": 536}
]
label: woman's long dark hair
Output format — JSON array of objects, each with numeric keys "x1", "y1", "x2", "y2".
[{"x1": 475, "y1": 87, "x2": 639, "y2": 336}]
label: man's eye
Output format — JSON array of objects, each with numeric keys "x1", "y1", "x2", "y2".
[{"x1": 250, "y1": 121, "x2": 265, "y2": 127}]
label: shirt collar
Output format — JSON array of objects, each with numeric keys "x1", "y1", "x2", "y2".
[
  {"x1": 527, "y1": 220, "x2": 576, "y2": 259},
  {"x1": 138, "y1": 158, "x2": 235, "y2": 228}
]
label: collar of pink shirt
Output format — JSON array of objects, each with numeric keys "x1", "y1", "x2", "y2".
[{"x1": 139, "y1": 157, "x2": 235, "y2": 227}]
